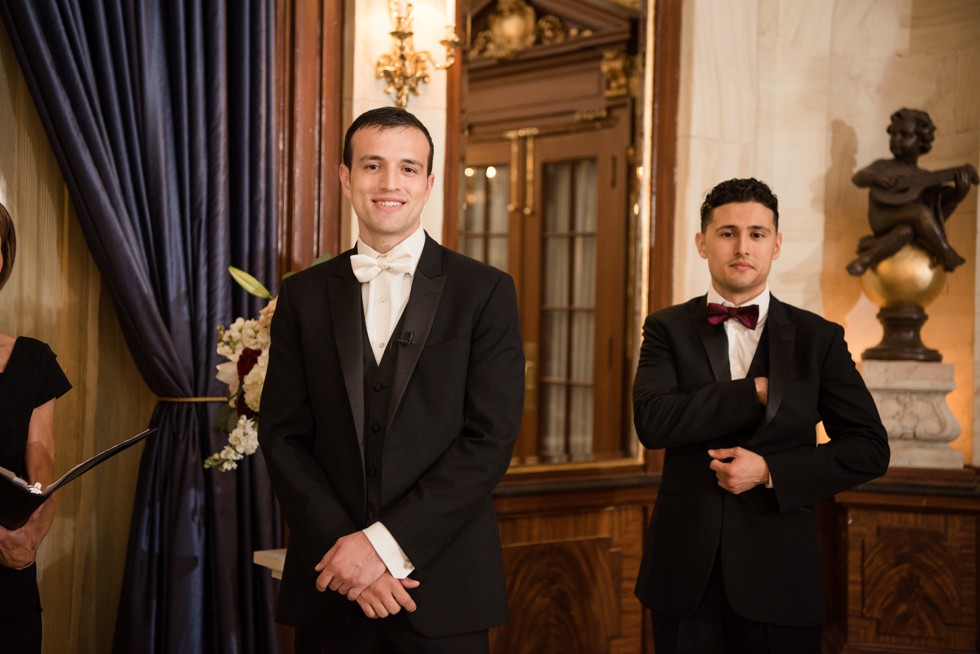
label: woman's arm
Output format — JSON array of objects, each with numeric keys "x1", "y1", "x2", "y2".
[{"x1": 0, "y1": 397, "x2": 57, "y2": 568}]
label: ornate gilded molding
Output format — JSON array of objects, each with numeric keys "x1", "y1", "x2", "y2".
[
  {"x1": 601, "y1": 50, "x2": 632, "y2": 98},
  {"x1": 470, "y1": 0, "x2": 593, "y2": 60}
]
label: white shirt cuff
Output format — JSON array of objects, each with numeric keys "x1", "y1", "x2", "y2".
[{"x1": 362, "y1": 522, "x2": 415, "y2": 579}]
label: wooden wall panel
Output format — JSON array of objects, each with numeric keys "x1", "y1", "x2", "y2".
[
  {"x1": 491, "y1": 480, "x2": 657, "y2": 653},
  {"x1": 832, "y1": 488, "x2": 980, "y2": 654},
  {"x1": 491, "y1": 537, "x2": 621, "y2": 653},
  {"x1": 275, "y1": 0, "x2": 343, "y2": 274}
]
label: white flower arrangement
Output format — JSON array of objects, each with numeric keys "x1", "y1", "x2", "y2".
[
  {"x1": 204, "y1": 267, "x2": 276, "y2": 471},
  {"x1": 207, "y1": 415, "x2": 261, "y2": 472}
]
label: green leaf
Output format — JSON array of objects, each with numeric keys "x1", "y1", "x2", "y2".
[
  {"x1": 228, "y1": 266, "x2": 273, "y2": 299},
  {"x1": 212, "y1": 402, "x2": 236, "y2": 433},
  {"x1": 282, "y1": 252, "x2": 333, "y2": 280},
  {"x1": 311, "y1": 252, "x2": 333, "y2": 266}
]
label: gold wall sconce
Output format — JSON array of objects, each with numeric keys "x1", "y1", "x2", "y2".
[{"x1": 376, "y1": 1, "x2": 462, "y2": 109}]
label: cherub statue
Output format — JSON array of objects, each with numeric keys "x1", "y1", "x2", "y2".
[{"x1": 847, "y1": 108, "x2": 978, "y2": 276}]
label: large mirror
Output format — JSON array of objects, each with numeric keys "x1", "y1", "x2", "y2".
[{"x1": 450, "y1": 0, "x2": 654, "y2": 472}]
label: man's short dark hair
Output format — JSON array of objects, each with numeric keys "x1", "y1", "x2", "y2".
[
  {"x1": 699, "y1": 178, "x2": 779, "y2": 233},
  {"x1": 0, "y1": 202, "x2": 16, "y2": 291},
  {"x1": 343, "y1": 107, "x2": 435, "y2": 175}
]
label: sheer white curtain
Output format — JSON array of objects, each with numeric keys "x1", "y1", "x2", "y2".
[
  {"x1": 542, "y1": 163, "x2": 571, "y2": 461},
  {"x1": 542, "y1": 159, "x2": 597, "y2": 462},
  {"x1": 461, "y1": 165, "x2": 510, "y2": 272},
  {"x1": 570, "y1": 159, "x2": 596, "y2": 461}
]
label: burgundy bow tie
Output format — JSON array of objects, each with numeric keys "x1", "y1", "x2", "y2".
[{"x1": 707, "y1": 302, "x2": 759, "y2": 329}]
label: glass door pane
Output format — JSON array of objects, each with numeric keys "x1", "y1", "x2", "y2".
[
  {"x1": 461, "y1": 163, "x2": 510, "y2": 272},
  {"x1": 540, "y1": 158, "x2": 597, "y2": 462}
]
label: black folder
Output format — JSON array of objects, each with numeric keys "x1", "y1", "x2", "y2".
[{"x1": 0, "y1": 428, "x2": 155, "y2": 530}]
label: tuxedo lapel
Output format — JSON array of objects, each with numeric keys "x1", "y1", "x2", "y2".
[
  {"x1": 760, "y1": 296, "x2": 794, "y2": 430},
  {"x1": 328, "y1": 251, "x2": 366, "y2": 460},
  {"x1": 691, "y1": 297, "x2": 731, "y2": 382},
  {"x1": 389, "y1": 235, "x2": 446, "y2": 421}
]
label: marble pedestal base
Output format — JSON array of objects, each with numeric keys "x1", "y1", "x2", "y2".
[{"x1": 859, "y1": 360, "x2": 963, "y2": 469}]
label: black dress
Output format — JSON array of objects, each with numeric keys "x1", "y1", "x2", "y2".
[{"x1": 0, "y1": 337, "x2": 71, "y2": 653}]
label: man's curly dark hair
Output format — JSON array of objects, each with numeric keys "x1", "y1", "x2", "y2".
[{"x1": 699, "y1": 178, "x2": 779, "y2": 233}]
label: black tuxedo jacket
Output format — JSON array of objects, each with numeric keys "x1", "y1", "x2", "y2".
[
  {"x1": 259, "y1": 234, "x2": 524, "y2": 637},
  {"x1": 633, "y1": 295, "x2": 888, "y2": 628}
]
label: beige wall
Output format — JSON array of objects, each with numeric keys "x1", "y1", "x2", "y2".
[
  {"x1": 673, "y1": 0, "x2": 980, "y2": 465},
  {"x1": 0, "y1": 24, "x2": 155, "y2": 654},
  {"x1": 343, "y1": 0, "x2": 455, "y2": 248}
]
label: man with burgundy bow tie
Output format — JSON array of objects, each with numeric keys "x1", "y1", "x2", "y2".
[
  {"x1": 633, "y1": 178, "x2": 889, "y2": 653},
  {"x1": 259, "y1": 107, "x2": 524, "y2": 653}
]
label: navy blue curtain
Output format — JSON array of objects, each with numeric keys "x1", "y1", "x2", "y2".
[{"x1": 0, "y1": 1, "x2": 280, "y2": 652}]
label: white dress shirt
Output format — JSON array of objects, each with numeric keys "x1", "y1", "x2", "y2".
[
  {"x1": 706, "y1": 285, "x2": 770, "y2": 380},
  {"x1": 355, "y1": 226, "x2": 425, "y2": 578},
  {"x1": 357, "y1": 227, "x2": 425, "y2": 365}
]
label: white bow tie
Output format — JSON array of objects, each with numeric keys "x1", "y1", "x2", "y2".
[{"x1": 350, "y1": 251, "x2": 414, "y2": 283}]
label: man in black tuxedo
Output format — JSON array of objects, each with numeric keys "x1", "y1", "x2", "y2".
[
  {"x1": 632, "y1": 178, "x2": 889, "y2": 653},
  {"x1": 259, "y1": 107, "x2": 524, "y2": 653}
]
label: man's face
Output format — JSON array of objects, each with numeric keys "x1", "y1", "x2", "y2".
[
  {"x1": 340, "y1": 125, "x2": 434, "y2": 253},
  {"x1": 695, "y1": 201, "x2": 781, "y2": 305}
]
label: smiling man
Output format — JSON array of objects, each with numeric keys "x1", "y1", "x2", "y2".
[
  {"x1": 632, "y1": 178, "x2": 889, "y2": 653},
  {"x1": 259, "y1": 107, "x2": 525, "y2": 653}
]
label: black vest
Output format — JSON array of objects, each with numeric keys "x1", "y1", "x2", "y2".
[{"x1": 361, "y1": 315, "x2": 405, "y2": 522}]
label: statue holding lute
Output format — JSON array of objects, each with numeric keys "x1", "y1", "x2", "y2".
[{"x1": 847, "y1": 108, "x2": 978, "y2": 276}]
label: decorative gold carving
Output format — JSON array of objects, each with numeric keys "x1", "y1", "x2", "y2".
[
  {"x1": 601, "y1": 50, "x2": 635, "y2": 98},
  {"x1": 470, "y1": 0, "x2": 594, "y2": 60},
  {"x1": 523, "y1": 341, "x2": 537, "y2": 411},
  {"x1": 575, "y1": 108, "x2": 609, "y2": 122},
  {"x1": 536, "y1": 15, "x2": 565, "y2": 46},
  {"x1": 375, "y1": 1, "x2": 461, "y2": 109}
]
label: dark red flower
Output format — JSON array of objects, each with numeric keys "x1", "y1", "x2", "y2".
[{"x1": 237, "y1": 347, "x2": 261, "y2": 378}]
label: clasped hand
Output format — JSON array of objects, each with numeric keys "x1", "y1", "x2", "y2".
[
  {"x1": 0, "y1": 510, "x2": 44, "y2": 569},
  {"x1": 708, "y1": 447, "x2": 770, "y2": 495},
  {"x1": 315, "y1": 531, "x2": 418, "y2": 618}
]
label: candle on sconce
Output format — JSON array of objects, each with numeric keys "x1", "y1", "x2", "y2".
[{"x1": 388, "y1": 0, "x2": 409, "y2": 19}]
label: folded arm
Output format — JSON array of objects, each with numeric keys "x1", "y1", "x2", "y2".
[
  {"x1": 632, "y1": 313, "x2": 763, "y2": 450},
  {"x1": 764, "y1": 325, "x2": 889, "y2": 512}
]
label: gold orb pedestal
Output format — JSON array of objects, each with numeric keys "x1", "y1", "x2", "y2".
[{"x1": 860, "y1": 244, "x2": 945, "y2": 361}]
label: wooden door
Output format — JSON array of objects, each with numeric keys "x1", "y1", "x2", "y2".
[{"x1": 461, "y1": 117, "x2": 630, "y2": 466}]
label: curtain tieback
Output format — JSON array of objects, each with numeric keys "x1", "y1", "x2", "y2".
[{"x1": 156, "y1": 396, "x2": 227, "y2": 403}]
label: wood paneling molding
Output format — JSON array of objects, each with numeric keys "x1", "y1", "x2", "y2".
[{"x1": 275, "y1": 0, "x2": 343, "y2": 275}]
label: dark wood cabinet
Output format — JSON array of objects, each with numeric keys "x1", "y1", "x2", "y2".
[
  {"x1": 490, "y1": 476, "x2": 657, "y2": 653},
  {"x1": 822, "y1": 473, "x2": 980, "y2": 654}
]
